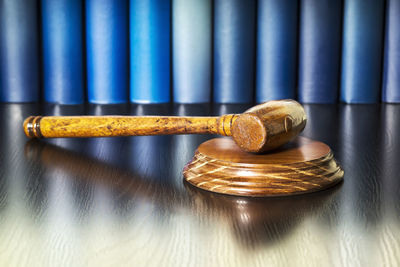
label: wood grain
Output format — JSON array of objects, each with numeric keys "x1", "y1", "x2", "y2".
[
  {"x1": 231, "y1": 99, "x2": 306, "y2": 152},
  {"x1": 23, "y1": 114, "x2": 237, "y2": 138},
  {"x1": 184, "y1": 137, "x2": 343, "y2": 197},
  {"x1": 1, "y1": 103, "x2": 399, "y2": 267},
  {"x1": 23, "y1": 100, "x2": 307, "y2": 153}
]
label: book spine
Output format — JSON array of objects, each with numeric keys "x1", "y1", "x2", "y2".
[
  {"x1": 298, "y1": 0, "x2": 342, "y2": 103},
  {"x1": 213, "y1": 0, "x2": 256, "y2": 103},
  {"x1": 382, "y1": 0, "x2": 400, "y2": 103},
  {"x1": 340, "y1": 0, "x2": 385, "y2": 103},
  {"x1": 172, "y1": 0, "x2": 212, "y2": 103},
  {"x1": 130, "y1": 0, "x2": 170, "y2": 103},
  {"x1": 0, "y1": 0, "x2": 40, "y2": 102},
  {"x1": 256, "y1": 0, "x2": 298, "y2": 102},
  {"x1": 86, "y1": 0, "x2": 128, "y2": 104},
  {"x1": 42, "y1": 0, "x2": 84, "y2": 104}
]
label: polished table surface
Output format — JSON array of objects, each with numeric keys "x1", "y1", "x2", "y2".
[{"x1": 0, "y1": 103, "x2": 399, "y2": 267}]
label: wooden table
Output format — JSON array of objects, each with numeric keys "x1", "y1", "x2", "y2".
[{"x1": 0, "y1": 103, "x2": 399, "y2": 266}]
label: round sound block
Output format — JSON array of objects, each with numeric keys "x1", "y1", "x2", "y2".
[{"x1": 183, "y1": 136, "x2": 343, "y2": 197}]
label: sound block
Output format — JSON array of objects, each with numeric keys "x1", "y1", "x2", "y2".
[{"x1": 183, "y1": 136, "x2": 343, "y2": 197}]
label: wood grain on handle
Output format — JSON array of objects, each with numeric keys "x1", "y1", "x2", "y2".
[
  {"x1": 23, "y1": 115, "x2": 237, "y2": 138},
  {"x1": 23, "y1": 100, "x2": 307, "y2": 152}
]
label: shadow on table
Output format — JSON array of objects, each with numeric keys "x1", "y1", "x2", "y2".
[{"x1": 24, "y1": 138, "x2": 340, "y2": 249}]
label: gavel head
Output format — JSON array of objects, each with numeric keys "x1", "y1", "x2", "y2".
[{"x1": 231, "y1": 100, "x2": 307, "y2": 153}]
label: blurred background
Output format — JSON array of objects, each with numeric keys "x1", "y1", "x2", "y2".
[{"x1": 0, "y1": 0, "x2": 399, "y2": 105}]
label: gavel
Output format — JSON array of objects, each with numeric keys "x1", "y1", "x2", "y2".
[{"x1": 23, "y1": 99, "x2": 306, "y2": 153}]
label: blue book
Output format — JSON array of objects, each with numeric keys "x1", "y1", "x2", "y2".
[
  {"x1": 130, "y1": 0, "x2": 170, "y2": 103},
  {"x1": 86, "y1": 0, "x2": 128, "y2": 104},
  {"x1": 42, "y1": 0, "x2": 84, "y2": 104},
  {"x1": 341, "y1": 0, "x2": 385, "y2": 103},
  {"x1": 172, "y1": 0, "x2": 212, "y2": 103},
  {"x1": 0, "y1": 0, "x2": 39, "y2": 102},
  {"x1": 382, "y1": 0, "x2": 400, "y2": 103},
  {"x1": 298, "y1": 0, "x2": 342, "y2": 103},
  {"x1": 256, "y1": 0, "x2": 298, "y2": 102},
  {"x1": 214, "y1": 0, "x2": 256, "y2": 103}
]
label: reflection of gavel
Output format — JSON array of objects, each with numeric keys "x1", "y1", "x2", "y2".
[
  {"x1": 23, "y1": 99, "x2": 306, "y2": 152},
  {"x1": 25, "y1": 140, "x2": 338, "y2": 248}
]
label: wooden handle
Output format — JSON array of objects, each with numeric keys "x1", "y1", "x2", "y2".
[
  {"x1": 23, "y1": 114, "x2": 237, "y2": 138},
  {"x1": 23, "y1": 100, "x2": 306, "y2": 152}
]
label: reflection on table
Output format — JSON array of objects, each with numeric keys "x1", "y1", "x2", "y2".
[{"x1": 0, "y1": 103, "x2": 398, "y2": 266}]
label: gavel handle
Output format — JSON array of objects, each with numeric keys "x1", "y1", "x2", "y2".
[{"x1": 23, "y1": 115, "x2": 238, "y2": 138}]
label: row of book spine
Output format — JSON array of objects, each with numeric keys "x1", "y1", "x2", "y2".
[{"x1": 0, "y1": 0, "x2": 399, "y2": 104}]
